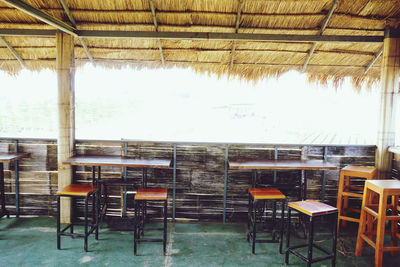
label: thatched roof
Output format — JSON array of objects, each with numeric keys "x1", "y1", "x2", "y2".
[{"x1": 0, "y1": 0, "x2": 399, "y2": 86}]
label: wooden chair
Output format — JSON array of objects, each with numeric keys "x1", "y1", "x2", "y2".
[
  {"x1": 336, "y1": 165, "x2": 377, "y2": 236},
  {"x1": 286, "y1": 200, "x2": 338, "y2": 267},
  {"x1": 248, "y1": 187, "x2": 286, "y2": 254},
  {"x1": 355, "y1": 180, "x2": 400, "y2": 267},
  {"x1": 56, "y1": 184, "x2": 99, "y2": 252},
  {"x1": 134, "y1": 188, "x2": 168, "y2": 256}
]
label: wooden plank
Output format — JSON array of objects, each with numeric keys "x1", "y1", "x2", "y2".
[
  {"x1": 63, "y1": 155, "x2": 171, "y2": 168},
  {"x1": 0, "y1": 153, "x2": 28, "y2": 162},
  {"x1": 229, "y1": 159, "x2": 337, "y2": 170}
]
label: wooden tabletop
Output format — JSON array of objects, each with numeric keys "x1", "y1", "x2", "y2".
[
  {"x1": 228, "y1": 159, "x2": 336, "y2": 170},
  {"x1": 0, "y1": 152, "x2": 28, "y2": 163},
  {"x1": 63, "y1": 155, "x2": 171, "y2": 168}
]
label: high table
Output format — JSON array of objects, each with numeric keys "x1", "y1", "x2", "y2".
[
  {"x1": 228, "y1": 159, "x2": 337, "y2": 200},
  {"x1": 0, "y1": 153, "x2": 28, "y2": 219},
  {"x1": 63, "y1": 155, "x2": 172, "y2": 219}
]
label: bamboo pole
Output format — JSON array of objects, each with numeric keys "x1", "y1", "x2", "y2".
[
  {"x1": 56, "y1": 31, "x2": 75, "y2": 223},
  {"x1": 376, "y1": 28, "x2": 400, "y2": 179}
]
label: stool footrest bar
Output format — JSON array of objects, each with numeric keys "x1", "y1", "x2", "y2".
[
  {"x1": 339, "y1": 215, "x2": 360, "y2": 223},
  {"x1": 342, "y1": 192, "x2": 363, "y2": 198},
  {"x1": 137, "y1": 238, "x2": 163, "y2": 242},
  {"x1": 143, "y1": 227, "x2": 164, "y2": 231},
  {"x1": 361, "y1": 234, "x2": 376, "y2": 249}
]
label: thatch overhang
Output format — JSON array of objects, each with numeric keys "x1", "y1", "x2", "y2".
[{"x1": 0, "y1": 0, "x2": 399, "y2": 87}]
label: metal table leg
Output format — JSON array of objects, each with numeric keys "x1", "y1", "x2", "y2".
[{"x1": 0, "y1": 162, "x2": 9, "y2": 219}]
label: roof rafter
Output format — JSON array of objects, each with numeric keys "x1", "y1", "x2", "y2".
[
  {"x1": 58, "y1": 0, "x2": 94, "y2": 65},
  {"x1": 78, "y1": 30, "x2": 383, "y2": 43},
  {"x1": 0, "y1": 36, "x2": 25, "y2": 67},
  {"x1": 302, "y1": 0, "x2": 338, "y2": 72},
  {"x1": 149, "y1": 0, "x2": 165, "y2": 66},
  {"x1": 0, "y1": 0, "x2": 77, "y2": 36},
  {"x1": 364, "y1": 46, "x2": 383, "y2": 74},
  {"x1": 229, "y1": 0, "x2": 242, "y2": 71},
  {"x1": 0, "y1": 28, "x2": 384, "y2": 43}
]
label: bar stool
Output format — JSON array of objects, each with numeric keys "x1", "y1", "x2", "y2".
[
  {"x1": 285, "y1": 200, "x2": 338, "y2": 267},
  {"x1": 56, "y1": 184, "x2": 99, "y2": 252},
  {"x1": 248, "y1": 187, "x2": 286, "y2": 254},
  {"x1": 355, "y1": 180, "x2": 400, "y2": 267},
  {"x1": 134, "y1": 188, "x2": 168, "y2": 256},
  {"x1": 337, "y1": 165, "x2": 377, "y2": 235}
]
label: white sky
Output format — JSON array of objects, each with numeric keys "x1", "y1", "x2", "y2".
[{"x1": 0, "y1": 65, "x2": 386, "y2": 144}]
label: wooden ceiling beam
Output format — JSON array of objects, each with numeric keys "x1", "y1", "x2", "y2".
[
  {"x1": 0, "y1": 0, "x2": 77, "y2": 36},
  {"x1": 302, "y1": 0, "x2": 338, "y2": 72},
  {"x1": 0, "y1": 35, "x2": 25, "y2": 67},
  {"x1": 149, "y1": 0, "x2": 165, "y2": 66},
  {"x1": 364, "y1": 46, "x2": 383, "y2": 74},
  {"x1": 58, "y1": 0, "x2": 94, "y2": 65}
]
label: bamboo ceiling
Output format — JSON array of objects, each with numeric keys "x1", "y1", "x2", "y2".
[{"x1": 0, "y1": 0, "x2": 399, "y2": 87}]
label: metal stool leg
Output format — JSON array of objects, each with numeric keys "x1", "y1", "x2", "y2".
[
  {"x1": 247, "y1": 193, "x2": 251, "y2": 242},
  {"x1": 70, "y1": 197, "x2": 74, "y2": 235},
  {"x1": 57, "y1": 196, "x2": 61, "y2": 250},
  {"x1": 332, "y1": 212, "x2": 338, "y2": 267},
  {"x1": 279, "y1": 200, "x2": 285, "y2": 254},
  {"x1": 134, "y1": 199, "x2": 138, "y2": 256},
  {"x1": 285, "y1": 208, "x2": 291, "y2": 264},
  {"x1": 163, "y1": 199, "x2": 167, "y2": 256},
  {"x1": 252, "y1": 200, "x2": 257, "y2": 254},
  {"x1": 84, "y1": 196, "x2": 88, "y2": 252},
  {"x1": 307, "y1": 216, "x2": 314, "y2": 267},
  {"x1": 95, "y1": 191, "x2": 99, "y2": 240}
]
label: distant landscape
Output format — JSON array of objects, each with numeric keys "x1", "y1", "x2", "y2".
[{"x1": 0, "y1": 66, "x2": 382, "y2": 145}]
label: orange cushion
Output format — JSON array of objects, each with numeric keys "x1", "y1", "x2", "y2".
[
  {"x1": 249, "y1": 188, "x2": 286, "y2": 200},
  {"x1": 135, "y1": 188, "x2": 167, "y2": 200},
  {"x1": 57, "y1": 184, "x2": 98, "y2": 196}
]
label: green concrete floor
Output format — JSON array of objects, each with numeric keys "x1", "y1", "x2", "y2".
[{"x1": 0, "y1": 217, "x2": 399, "y2": 267}]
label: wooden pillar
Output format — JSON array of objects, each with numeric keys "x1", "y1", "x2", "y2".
[
  {"x1": 376, "y1": 27, "x2": 400, "y2": 179},
  {"x1": 56, "y1": 31, "x2": 75, "y2": 223}
]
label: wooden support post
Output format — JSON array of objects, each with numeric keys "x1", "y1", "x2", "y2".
[
  {"x1": 376, "y1": 27, "x2": 400, "y2": 179},
  {"x1": 56, "y1": 31, "x2": 75, "y2": 223}
]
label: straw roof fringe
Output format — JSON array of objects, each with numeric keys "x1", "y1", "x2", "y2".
[{"x1": 0, "y1": 0, "x2": 399, "y2": 89}]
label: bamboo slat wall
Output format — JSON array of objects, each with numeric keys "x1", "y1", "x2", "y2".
[{"x1": 0, "y1": 138, "x2": 377, "y2": 222}]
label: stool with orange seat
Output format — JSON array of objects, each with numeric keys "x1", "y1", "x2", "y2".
[
  {"x1": 134, "y1": 188, "x2": 168, "y2": 256},
  {"x1": 248, "y1": 187, "x2": 286, "y2": 254},
  {"x1": 56, "y1": 184, "x2": 99, "y2": 252},
  {"x1": 336, "y1": 165, "x2": 377, "y2": 236},
  {"x1": 285, "y1": 200, "x2": 338, "y2": 267}
]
